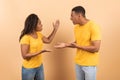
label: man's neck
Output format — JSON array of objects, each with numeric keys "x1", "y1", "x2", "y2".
[{"x1": 79, "y1": 18, "x2": 89, "y2": 26}]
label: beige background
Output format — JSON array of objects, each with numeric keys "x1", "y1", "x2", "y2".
[{"x1": 0, "y1": 0, "x2": 120, "y2": 80}]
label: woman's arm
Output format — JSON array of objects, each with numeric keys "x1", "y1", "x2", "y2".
[
  {"x1": 42, "y1": 20, "x2": 60, "y2": 43},
  {"x1": 20, "y1": 44, "x2": 51, "y2": 60}
]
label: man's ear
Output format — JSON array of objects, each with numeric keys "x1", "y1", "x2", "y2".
[{"x1": 79, "y1": 13, "x2": 82, "y2": 17}]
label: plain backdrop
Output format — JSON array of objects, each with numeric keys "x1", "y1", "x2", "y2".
[{"x1": 0, "y1": 0, "x2": 120, "y2": 80}]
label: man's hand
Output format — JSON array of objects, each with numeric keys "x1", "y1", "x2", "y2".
[
  {"x1": 54, "y1": 42, "x2": 77, "y2": 48},
  {"x1": 54, "y1": 42, "x2": 66, "y2": 48},
  {"x1": 70, "y1": 42, "x2": 78, "y2": 48}
]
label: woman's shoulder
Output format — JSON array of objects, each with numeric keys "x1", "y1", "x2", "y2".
[{"x1": 20, "y1": 34, "x2": 31, "y2": 41}]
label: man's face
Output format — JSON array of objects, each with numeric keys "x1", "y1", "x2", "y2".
[{"x1": 70, "y1": 11, "x2": 80, "y2": 25}]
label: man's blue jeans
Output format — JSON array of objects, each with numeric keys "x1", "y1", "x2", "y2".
[
  {"x1": 22, "y1": 64, "x2": 44, "y2": 80},
  {"x1": 75, "y1": 64, "x2": 96, "y2": 80}
]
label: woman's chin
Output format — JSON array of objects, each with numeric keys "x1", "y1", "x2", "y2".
[{"x1": 37, "y1": 29, "x2": 42, "y2": 32}]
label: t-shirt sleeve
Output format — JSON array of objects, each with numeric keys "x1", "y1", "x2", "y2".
[
  {"x1": 20, "y1": 35, "x2": 30, "y2": 45},
  {"x1": 91, "y1": 23, "x2": 101, "y2": 41}
]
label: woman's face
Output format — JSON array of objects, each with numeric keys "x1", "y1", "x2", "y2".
[{"x1": 36, "y1": 19, "x2": 43, "y2": 31}]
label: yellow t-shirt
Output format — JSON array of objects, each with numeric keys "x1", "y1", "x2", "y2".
[
  {"x1": 20, "y1": 32, "x2": 43, "y2": 68},
  {"x1": 74, "y1": 21, "x2": 101, "y2": 66}
]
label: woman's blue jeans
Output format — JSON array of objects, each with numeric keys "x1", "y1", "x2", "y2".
[{"x1": 22, "y1": 64, "x2": 44, "y2": 80}]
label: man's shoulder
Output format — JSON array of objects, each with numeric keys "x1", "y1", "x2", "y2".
[{"x1": 89, "y1": 20, "x2": 100, "y2": 28}]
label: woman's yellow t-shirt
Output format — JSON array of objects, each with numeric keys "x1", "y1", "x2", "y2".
[{"x1": 20, "y1": 32, "x2": 43, "y2": 68}]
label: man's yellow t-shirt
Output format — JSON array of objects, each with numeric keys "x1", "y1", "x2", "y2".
[
  {"x1": 20, "y1": 32, "x2": 43, "y2": 68},
  {"x1": 74, "y1": 21, "x2": 101, "y2": 66}
]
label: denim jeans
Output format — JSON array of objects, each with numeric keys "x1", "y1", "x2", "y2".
[
  {"x1": 75, "y1": 64, "x2": 96, "y2": 80},
  {"x1": 22, "y1": 64, "x2": 44, "y2": 80}
]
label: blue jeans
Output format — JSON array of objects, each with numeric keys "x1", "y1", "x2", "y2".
[
  {"x1": 22, "y1": 64, "x2": 44, "y2": 80},
  {"x1": 75, "y1": 64, "x2": 96, "y2": 80}
]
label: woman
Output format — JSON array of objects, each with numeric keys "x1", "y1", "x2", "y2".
[{"x1": 19, "y1": 13, "x2": 59, "y2": 80}]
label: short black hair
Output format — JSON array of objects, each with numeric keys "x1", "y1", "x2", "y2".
[{"x1": 72, "y1": 6, "x2": 86, "y2": 17}]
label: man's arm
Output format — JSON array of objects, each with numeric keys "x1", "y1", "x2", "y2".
[
  {"x1": 71, "y1": 40, "x2": 101, "y2": 53},
  {"x1": 54, "y1": 40, "x2": 101, "y2": 53}
]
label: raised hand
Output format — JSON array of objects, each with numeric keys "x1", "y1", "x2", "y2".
[{"x1": 52, "y1": 20, "x2": 60, "y2": 30}]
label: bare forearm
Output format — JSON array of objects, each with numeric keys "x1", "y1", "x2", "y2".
[
  {"x1": 47, "y1": 29, "x2": 57, "y2": 43},
  {"x1": 76, "y1": 45, "x2": 99, "y2": 53},
  {"x1": 43, "y1": 29, "x2": 58, "y2": 44},
  {"x1": 71, "y1": 40, "x2": 101, "y2": 53},
  {"x1": 22, "y1": 52, "x2": 40, "y2": 60},
  {"x1": 43, "y1": 20, "x2": 59, "y2": 43}
]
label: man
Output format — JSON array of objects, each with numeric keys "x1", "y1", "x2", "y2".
[{"x1": 55, "y1": 6, "x2": 101, "y2": 80}]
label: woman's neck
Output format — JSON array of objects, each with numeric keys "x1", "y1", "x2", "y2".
[{"x1": 30, "y1": 31, "x2": 38, "y2": 39}]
